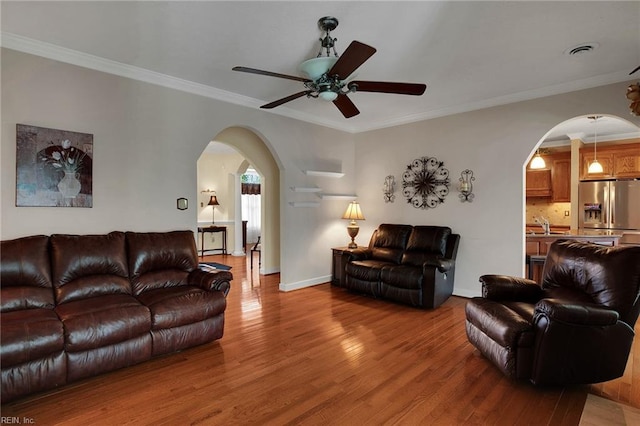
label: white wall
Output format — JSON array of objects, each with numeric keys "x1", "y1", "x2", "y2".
[
  {"x1": 2, "y1": 49, "x2": 639, "y2": 297},
  {"x1": 354, "y1": 82, "x2": 640, "y2": 297},
  {"x1": 0, "y1": 49, "x2": 356, "y2": 289}
]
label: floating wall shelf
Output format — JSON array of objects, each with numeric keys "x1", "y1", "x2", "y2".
[
  {"x1": 290, "y1": 186, "x2": 322, "y2": 193},
  {"x1": 288, "y1": 201, "x2": 320, "y2": 208},
  {"x1": 304, "y1": 170, "x2": 345, "y2": 178},
  {"x1": 320, "y1": 194, "x2": 358, "y2": 200}
]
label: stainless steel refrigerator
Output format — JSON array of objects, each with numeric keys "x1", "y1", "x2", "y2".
[{"x1": 579, "y1": 180, "x2": 640, "y2": 230}]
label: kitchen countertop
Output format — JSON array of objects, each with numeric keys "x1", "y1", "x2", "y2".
[{"x1": 526, "y1": 229, "x2": 623, "y2": 237}]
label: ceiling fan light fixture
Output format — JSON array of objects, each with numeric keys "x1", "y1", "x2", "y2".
[
  {"x1": 319, "y1": 90, "x2": 339, "y2": 102},
  {"x1": 299, "y1": 57, "x2": 338, "y2": 81}
]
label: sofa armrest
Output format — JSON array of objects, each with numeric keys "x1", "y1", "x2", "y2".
[
  {"x1": 343, "y1": 248, "x2": 372, "y2": 262},
  {"x1": 422, "y1": 257, "x2": 454, "y2": 273},
  {"x1": 189, "y1": 268, "x2": 232, "y2": 296},
  {"x1": 479, "y1": 274, "x2": 543, "y2": 302},
  {"x1": 534, "y1": 299, "x2": 619, "y2": 326}
]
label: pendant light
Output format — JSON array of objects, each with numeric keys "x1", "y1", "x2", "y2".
[
  {"x1": 530, "y1": 150, "x2": 546, "y2": 169},
  {"x1": 587, "y1": 115, "x2": 604, "y2": 174}
]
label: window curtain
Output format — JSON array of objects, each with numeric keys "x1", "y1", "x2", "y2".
[
  {"x1": 242, "y1": 192, "x2": 261, "y2": 244},
  {"x1": 241, "y1": 183, "x2": 261, "y2": 195}
]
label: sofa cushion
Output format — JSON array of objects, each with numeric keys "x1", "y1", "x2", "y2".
[
  {"x1": 136, "y1": 286, "x2": 226, "y2": 330},
  {"x1": 346, "y1": 260, "x2": 392, "y2": 282},
  {"x1": 380, "y1": 265, "x2": 423, "y2": 290},
  {"x1": 401, "y1": 226, "x2": 451, "y2": 266},
  {"x1": 370, "y1": 224, "x2": 413, "y2": 264},
  {"x1": 126, "y1": 231, "x2": 198, "y2": 295},
  {"x1": 1, "y1": 235, "x2": 54, "y2": 312},
  {"x1": 0, "y1": 309, "x2": 64, "y2": 366},
  {"x1": 50, "y1": 232, "x2": 131, "y2": 304},
  {"x1": 55, "y1": 294, "x2": 151, "y2": 352},
  {"x1": 542, "y1": 240, "x2": 640, "y2": 324}
]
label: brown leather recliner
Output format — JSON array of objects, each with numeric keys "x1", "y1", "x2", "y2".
[{"x1": 465, "y1": 239, "x2": 640, "y2": 385}]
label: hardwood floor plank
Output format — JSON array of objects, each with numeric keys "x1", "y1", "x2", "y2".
[{"x1": 2, "y1": 252, "x2": 637, "y2": 424}]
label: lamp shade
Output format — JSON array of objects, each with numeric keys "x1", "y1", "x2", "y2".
[
  {"x1": 208, "y1": 195, "x2": 220, "y2": 206},
  {"x1": 588, "y1": 159, "x2": 604, "y2": 174},
  {"x1": 342, "y1": 201, "x2": 365, "y2": 221},
  {"x1": 530, "y1": 152, "x2": 546, "y2": 169}
]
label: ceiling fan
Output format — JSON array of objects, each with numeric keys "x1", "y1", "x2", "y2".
[{"x1": 232, "y1": 16, "x2": 426, "y2": 118}]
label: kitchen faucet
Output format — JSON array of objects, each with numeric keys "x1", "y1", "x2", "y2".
[{"x1": 534, "y1": 216, "x2": 550, "y2": 235}]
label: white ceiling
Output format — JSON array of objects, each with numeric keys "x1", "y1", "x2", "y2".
[{"x1": 1, "y1": 1, "x2": 639, "y2": 136}]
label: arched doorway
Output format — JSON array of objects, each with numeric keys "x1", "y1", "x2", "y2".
[
  {"x1": 197, "y1": 127, "x2": 281, "y2": 275},
  {"x1": 525, "y1": 114, "x2": 640, "y2": 231}
]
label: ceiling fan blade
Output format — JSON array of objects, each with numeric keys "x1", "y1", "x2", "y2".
[
  {"x1": 233, "y1": 66, "x2": 310, "y2": 83},
  {"x1": 260, "y1": 91, "x2": 311, "y2": 109},
  {"x1": 327, "y1": 41, "x2": 377, "y2": 79},
  {"x1": 333, "y1": 94, "x2": 360, "y2": 118},
  {"x1": 351, "y1": 81, "x2": 427, "y2": 96}
]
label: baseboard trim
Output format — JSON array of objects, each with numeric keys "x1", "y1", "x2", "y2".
[{"x1": 279, "y1": 275, "x2": 330, "y2": 292}]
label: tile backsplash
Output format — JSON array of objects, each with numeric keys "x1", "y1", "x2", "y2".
[{"x1": 526, "y1": 200, "x2": 571, "y2": 226}]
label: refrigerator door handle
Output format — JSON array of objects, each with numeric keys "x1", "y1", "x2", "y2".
[{"x1": 610, "y1": 182, "x2": 615, "y2": 228}]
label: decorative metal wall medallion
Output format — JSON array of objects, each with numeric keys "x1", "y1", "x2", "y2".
[{"x1": 402, "y1": 156, "x2": 450, "y2": 209}]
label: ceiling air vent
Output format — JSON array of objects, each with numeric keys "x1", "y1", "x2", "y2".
[{"x1": 564, "y1": 42, "x2": 600, "y2": 56}]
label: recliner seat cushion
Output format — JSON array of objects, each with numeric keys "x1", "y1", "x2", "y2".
[
  {"x1": 1, "y1": 309, "x2": 65, "y2": 366},
  {"x1": 55, "y1": 294, "x2": 151, "y2": 352},
  {"x1": 346, "y1": 260, "x2": 391, "y2": 282},
  {"x1": 380, "y1": 265, "x2": 422, "y2": 290},
  {"x1": 136, "y1": 286, "x2": 226, "y2": 329}
]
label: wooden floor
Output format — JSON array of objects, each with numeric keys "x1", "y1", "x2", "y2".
[{"x1": 2, "y1": 251, "x2": 639, "y2": 425}]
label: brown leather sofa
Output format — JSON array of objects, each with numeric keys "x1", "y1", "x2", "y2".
[
  {"x1": 340, "y1": 224, "x2": 460, "y2": 309},
  {"x1": 1, "y1": 230, "x2": 232, "y2": 403},
  {"x1": 465, "y1": 239, "x2": 640, "y2": 385}
]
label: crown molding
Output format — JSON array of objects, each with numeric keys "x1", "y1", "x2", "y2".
[
  {"x1": 1, "y1": 32, "x2": 633, "y2": 135},
  {"x1": 0, "y1": 32, "x2": 356, "y2": 133}
]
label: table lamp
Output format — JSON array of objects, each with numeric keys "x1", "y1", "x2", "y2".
[
  {"x1": 208, "y1": 195, "x2": 220, "y2": 224},
  {"x1": 342, "y1": 201, "x2": 365, "y2": 249}
]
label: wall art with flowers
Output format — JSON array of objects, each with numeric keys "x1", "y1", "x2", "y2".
[{"x1": 16, "y1": 124, "x2": 93, "y2": 207}]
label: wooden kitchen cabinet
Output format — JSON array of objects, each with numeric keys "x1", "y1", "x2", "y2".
[
  {"x1": 613, "y1": 149, "x2": 640, "y2": 178},
  {"x1": 580, "y1": 151, "x2": 614, "y2": 180},
  {"x1": 526, "y1": 169, "x2": 552, "y2": 197},
  {"x1": 551, "y1": 157, "x2": 571, "y2": 202},
  {"x1": 580, "y1": 142, "x2": 640, "y2": 180}
]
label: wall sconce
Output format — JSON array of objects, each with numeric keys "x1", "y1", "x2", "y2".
[
  {"x1": 383, "y1": 175, "x2": 396, "y2": 203},
  {"x1": 342, "y1": 201, "x2": 365, "y2": 249},
  {"x1": 459, "y1": 169, "x2": 475, "y2": 202}
]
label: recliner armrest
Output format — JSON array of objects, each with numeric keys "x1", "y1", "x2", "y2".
[
  {"x1": 422, "y1": 257, "x2": 454, "y2": 273},
  {"x1": 480, "y1": 274, "x2": 543, "y2": 302},
  {"x1": 343, "y1": 248, "x2": 372, "y2": 262},
  {"x1": 189, "y1": 268, "x2": 232, "y2": 296},
  {"x1": 534, "y1": 298, "x2": 619, "y2": 326}
]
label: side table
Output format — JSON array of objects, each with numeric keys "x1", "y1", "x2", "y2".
[
  {"x1": 198, "y1": 225, "x2": 227, "y2": 258},
  {"x1": 331, "y1": 247, "x2": 357, "y2": 287}
]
